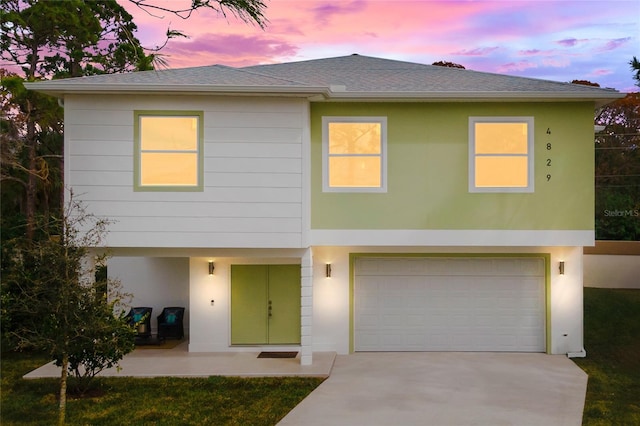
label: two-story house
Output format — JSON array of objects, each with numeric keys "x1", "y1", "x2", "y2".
[{"x1": 27, "y1": 54, "x2": 623, "y2": 365}]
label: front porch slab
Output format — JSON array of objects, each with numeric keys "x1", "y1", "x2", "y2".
[{"x1": 23, "y1": 342, "x2": 336, "y2": 379}]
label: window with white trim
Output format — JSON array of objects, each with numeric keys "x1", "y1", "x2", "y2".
[
  {"x1": 469, "y1": 117, "x2": 534, "y2": 193},
  {"x1": 322, "y1": 116, "x2": 387, "y2": 192},
  {"x1": 134, "y1": 111, "x2": 204, "y2": 191}
]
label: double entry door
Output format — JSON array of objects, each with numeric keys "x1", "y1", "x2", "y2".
[{"x1": 231, "y1": 265, "x2": 301, "y2": 345}]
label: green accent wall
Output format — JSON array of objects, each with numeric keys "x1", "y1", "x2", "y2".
[{"x1": 311, "y1": 102, "x2": 595, "y2": 230}]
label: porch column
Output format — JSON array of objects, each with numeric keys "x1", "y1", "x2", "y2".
[{"x1": 300, "y1": 247, "x2": 313, "y2": 365}]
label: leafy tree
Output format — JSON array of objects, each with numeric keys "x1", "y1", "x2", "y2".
[
  {"x1": 630, "y1": 56, "x2": 640, "y2": 86},
  {"x1": 129, "y1": 0, "x2": 267, "y2": 28},
  {"x1": 1, "y1": 69, "x2": 64, "y2": 240},
  {"x1": 2, "y1": 193, "x2": 135, "y2": 426},
  {"x1": 594, "y1": 93, "x2": 640, "y2": 240},
  {"x1": 0, "y1": 0, "x2": 153, "y2": 242}
]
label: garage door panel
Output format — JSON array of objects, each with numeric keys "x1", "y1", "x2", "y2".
[
  {"x1": 381, "y1": 314, "x2": 403, "y2": 327},
  {"x1": 355, "y1": 257, "x2": 546, "y2": 352}
]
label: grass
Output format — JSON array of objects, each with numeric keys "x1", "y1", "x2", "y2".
[
  {"x1": 0, "y1": 351, "x2": 324, "y2": 425},
  {"x1": 572, "y1": 288, "x2": 640, "y2": 426}
]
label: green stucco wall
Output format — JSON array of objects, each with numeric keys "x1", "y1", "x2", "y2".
[{"x1": 311, "y1": 102, "x2": 595, "y2": 230}]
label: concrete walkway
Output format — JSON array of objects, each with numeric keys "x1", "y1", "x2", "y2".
[
  {"x1": 24, "y1": 342, "x2": 335, "y2": 378},
  {"x1": 278, "y1": 352, "x2": 587, "y2": 426}
]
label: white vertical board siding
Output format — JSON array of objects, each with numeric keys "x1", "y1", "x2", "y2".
[{"x1": 65, "y1": 95, "x2": 306, "y2": 248}]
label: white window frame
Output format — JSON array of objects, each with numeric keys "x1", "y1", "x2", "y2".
[
  {"x1": 322, "y1": 116, "x2": 388, "y2": 193},
  {"x1": 469, "y1": 116, "x2": 534, "y2": 193}
]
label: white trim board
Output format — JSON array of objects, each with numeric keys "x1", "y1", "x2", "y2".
[{"x1": 310, "y1": 229, "x2": 594, "y2": 247}]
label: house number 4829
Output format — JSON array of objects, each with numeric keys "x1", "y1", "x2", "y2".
[{"x1": 546, "y1": 128, "x2": 552, "y2": 182}]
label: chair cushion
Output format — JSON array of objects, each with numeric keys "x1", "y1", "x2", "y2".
[
  {"x1": 166, "y1": 313, "x2": 177, "y2": 324},
  {"x1": 133, "y1": 313, "x2": 142, "y2": 322}
]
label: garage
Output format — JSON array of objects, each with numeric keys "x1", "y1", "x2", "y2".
[{"x1": 354, "y1": 257, "x2": 546, "y2": 352}]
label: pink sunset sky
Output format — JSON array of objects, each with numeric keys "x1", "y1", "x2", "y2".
[{"x1": 120, "y1": 0, "x2": 639, "y2": 92}]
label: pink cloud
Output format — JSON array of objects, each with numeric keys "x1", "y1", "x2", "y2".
[
  {"x1": 556, "y1": 38, "x2": 588, "y2": 47},
  {"x1": 542, "y1": 58, "x2": 570, "y2": 68},
  {"x1": 498, "y1": 61, "x2": 538, "y2": 73},
  {"x1": 520, "y1": 49, "x2": 542, "y2": 56},
  {"x1": 453, "y1": 47, "x2": 500, "y2": 56},
  {"x1": 164, "y1": 33, "x2": 298, "y2": 67},
  {"x1": 592, "y1": 69, "x2": 613, "y2": 76},
  {"x1": 597, "y1": 37, "x2": 632, "y2": 52},
  {"x1": 311, "y1": 1, "x2": 368, "y2": 24}
]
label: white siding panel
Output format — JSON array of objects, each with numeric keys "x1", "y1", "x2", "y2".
[
  {"x1": 65, "y1": 95, "x2": 306, "y2": 249},
  {"x1": 84, "y1": 201, "x2": 301, "y2": 218},
  {"x1": 65, "y1": 109, "x2": 132, "y2": 125},
  {"x1": 211, "y1": 127, "x2": 302, "y2": 143},
  {"x1": 205, "y1": 172, "x2": 301, "y2": 188},
  {"x1": 70, "y1": 171, "x2": 132, "y2": 186},
  {"x1": 70, "y1": 140, "x2": 131, "y2": 156},
  {"x1": 108, "y1": 217, "x2": 301, "y2": 233},
  {"x1": 67, "y1": 125, "x2": 132, "y2": 141},
  {"x1": 208, "y1": 112, "x2": 301, "y2": 128},
  {"x1": 208, "y1": 157, "x2": 301, "y2": 173},
  {"x1": 71, "y1": 186, "x2": 301, "y2": 203},
  {"x1": 205, "y1": 187, "x2": 302, "y2": 203},
  {"x1": 213, "y1": 143, "x2": 301, "y2": 158},
  {"x1": 72, "y1": 171, "x2": 302, "y2": 189},
  {"x1": 71, "y1": 155, "x2": 131, "y2": 172}
]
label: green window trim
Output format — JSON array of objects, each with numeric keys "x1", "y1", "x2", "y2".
[{"x1": 134, "y1": 110, "x2": 205, "y2": 192}]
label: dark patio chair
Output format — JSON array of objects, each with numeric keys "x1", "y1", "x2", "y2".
[
  {"x1": 157, "y1": 307, "x2": 185, "y2": 340},
  {"x1": 127, "y1": 307, "x2": 153, "y2": 340}
]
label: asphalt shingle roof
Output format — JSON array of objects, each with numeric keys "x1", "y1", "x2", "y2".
[
  {"x1": 243, "y1": 54, "x2": 617, "y2": 94},
  {"x1": 26, "y1": 54, "x2": 623, "y2": 103},
  {"x1": 45, "y1": 64, "x2": 308, "y2": 87}
]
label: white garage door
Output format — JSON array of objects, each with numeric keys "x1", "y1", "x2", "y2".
[{"x1": 354, "y1": 257, "x2": 546, "y2": 352}]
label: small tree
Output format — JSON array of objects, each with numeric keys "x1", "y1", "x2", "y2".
[{"x1": 2, "y1": 192, "x2": 135, "y2": 425}]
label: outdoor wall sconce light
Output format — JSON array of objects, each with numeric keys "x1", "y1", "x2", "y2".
[
  {"x1": 326, "y1": 263, "x2": 332, "y2": 278},
  {"x1": 559, "y1": 261, "x2": 565, "y2": 275},
  {"x1": 208, "y1": 261, "x2": 215, "y2": 275}
]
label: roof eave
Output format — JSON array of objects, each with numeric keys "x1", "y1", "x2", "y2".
[
  {"x1": 325, "y1": 90, "x2": 626, "y2": 106},
  {"x1": 25, "y1": 82, "x2": 625, "y2": 107},
  {"x1": 23, "y1": 83, "x2": 331, "y2": 98}
]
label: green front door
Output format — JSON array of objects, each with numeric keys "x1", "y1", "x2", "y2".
[{"x1": 231, "y1": 265, "x2": 301, "y2": 345}]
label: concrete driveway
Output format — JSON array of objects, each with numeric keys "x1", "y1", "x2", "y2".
[{"x1": 278, "y1": 352, "x2": 587, "y2": 426}]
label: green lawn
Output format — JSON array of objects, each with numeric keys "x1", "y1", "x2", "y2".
[
  {"x1": 0, "y1": 351, "x2": 324, "y2": 425},
  {"x1": 2, "y1": 288, "x2": 638, "y2": 425},
  {"x1": 572, "y1": 287, "x2": 640, "y2": 425}
]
